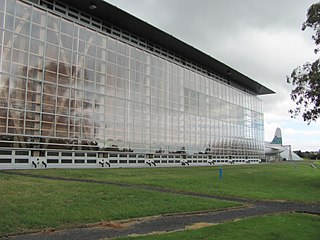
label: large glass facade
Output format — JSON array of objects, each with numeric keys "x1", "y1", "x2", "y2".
[{"x1": 0, "y1": 0, "x2": 264, "y2": 159}]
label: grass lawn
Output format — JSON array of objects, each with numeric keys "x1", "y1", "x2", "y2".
[
  {"x1": 1, "y1": 163, "x2": 319, "y2": 237},
  {"x1": 118, "y1": 213, "x2": 320, "y2": 240},
  {"x1": 17, "y1": 163, "x2": 320, "y2": 202},
  {"x1": 0, "y1": 173, "x2": 238, "y2": 237}
]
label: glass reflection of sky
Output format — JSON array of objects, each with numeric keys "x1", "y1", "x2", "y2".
[{"x1": 0, "y1": 0, "x2": 264, "y2": 157}]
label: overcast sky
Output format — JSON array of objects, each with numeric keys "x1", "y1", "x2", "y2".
[{"x1": 105, "y1": 0, "x2": 319, "y2": 151}]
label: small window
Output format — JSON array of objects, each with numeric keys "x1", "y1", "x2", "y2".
[
  {"x1": 87, "y1": 160, "x2": 96, "y2": 164},
  {"x1": 62, "y1": 152, "x2": 72, "y2": 157},
  {"x1": 47, "y1": 152, "x2": 59, "y2": 156},
  {"x1": 75, "y1": 159, "x2": 85, "y2": 164},
  {"x1": 15, "y1": 159, "x2": 28, "y2": 163},
  {"x1": 15, "y1": 151, "x2": 29, "y2": 155},
  {"x1": 0, "y1": 159, "x2": 11, "y2": 163},
  {"x1": 61, "y1": 159, "x2": 72, "y2": 164},
  {"x1": 47, "y1": 159, "x2": 58, "y2": 164},
  {"x1": 0, "y1": 150, "x2": 11, "y2": 155},
  {"x1": 110, "y1": 160, "x2": 117, "y2": 164}
]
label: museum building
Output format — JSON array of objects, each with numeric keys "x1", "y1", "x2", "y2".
[{"x1": 0, "y1": 0, "x2": 274, "y2": 168}]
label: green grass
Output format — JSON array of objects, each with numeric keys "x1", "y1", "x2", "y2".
[
  {"x1": 118, "y1": 213, "x2": 320, "y2": 240},
  {"x1": 1, "y1": 163, "x2": 319, "y2": 236},
  {"x1": 0, "y1": 173, "x2": 238, "y2": 236},
  {"x1": 18, "y1": 163, "x2": 320, "y2": 202}
]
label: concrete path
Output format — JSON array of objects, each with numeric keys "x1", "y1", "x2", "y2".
[{"x1": 2, "y1": 172, "x2": 320, "y2": 240}]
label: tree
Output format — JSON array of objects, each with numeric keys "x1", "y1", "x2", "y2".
[{"x1": 287, "y1": 2, "x2": 320, "y2": 123}]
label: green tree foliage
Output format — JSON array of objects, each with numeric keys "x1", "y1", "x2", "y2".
[{"x1": 287, "y1": 2, "x2": 320, "y2": 123}]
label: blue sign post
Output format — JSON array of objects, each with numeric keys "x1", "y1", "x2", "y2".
[{"x1": 219, "y1": 167, "x2": 223, "y2": 180}]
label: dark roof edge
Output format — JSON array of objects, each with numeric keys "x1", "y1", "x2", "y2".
[{"x1": 61, "y1": 0, "x2": 275, "y2": 95}]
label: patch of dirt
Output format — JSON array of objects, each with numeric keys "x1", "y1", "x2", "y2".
[
  {"x1": 40, "y1": 228, "x2": 56, "y2": 235},
  {"x1": 185, "y1": 222, "x2": 213, "y2": 230},
  {"x1": 98, "y1": 221, "x2": 128, "y2": 229},
  {"x1": 128, "y1": 231, "x2": 168, "y2": 238}
]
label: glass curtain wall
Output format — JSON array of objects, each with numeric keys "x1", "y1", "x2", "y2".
[{"x1": 0, "y1": 0, "x2": 264, "y2": 158}]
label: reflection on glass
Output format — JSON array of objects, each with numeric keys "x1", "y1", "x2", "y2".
[{"x1": 0, "y1": 0, "x2": 264, "y2": 158}]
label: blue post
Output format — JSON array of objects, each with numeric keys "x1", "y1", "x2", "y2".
[{"x1": 219, "y1": 167, "x2": 223, "y2": 180}]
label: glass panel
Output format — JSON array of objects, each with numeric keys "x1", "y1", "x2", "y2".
[{"x1": 0, "y1": 1, "x2": 265, "y2": 155}]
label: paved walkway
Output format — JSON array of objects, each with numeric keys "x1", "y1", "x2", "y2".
[{"x1": 2, "y1": 172, "x2": 320, "y2": 240}]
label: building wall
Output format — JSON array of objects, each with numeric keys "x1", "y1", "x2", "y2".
[{"x1": 0, "y1": 0, "x2": 264, "y2": 159}]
